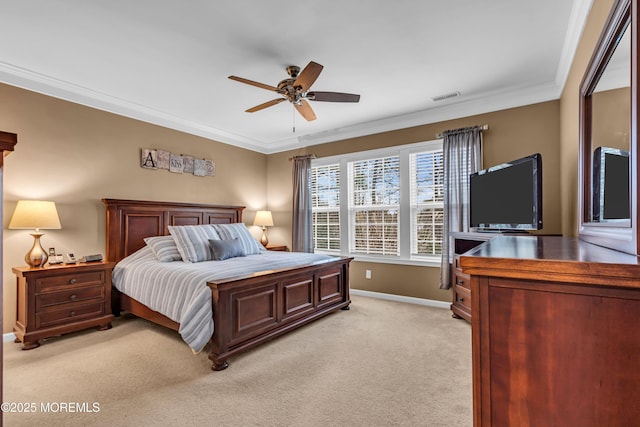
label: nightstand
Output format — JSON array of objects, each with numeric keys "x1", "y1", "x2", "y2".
[
  {"x1": 12, "y1": 261, "x2": 116, "y2": 350},
  {"x1": 266, "y1": 244, "x2": 288, "y2": 251}
]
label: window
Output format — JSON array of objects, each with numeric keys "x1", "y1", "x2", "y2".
[
  {"x1": 311, "y1": 140, "x2": 443, "y2": 265},
  {"x1": 410, "y1": 150, "x2": 444, "y2": 257},
  {"x1": 349, "y1": 156, "x2": 400, "y2": 255},
  {"x1": 311, "y1": 163, "x2": 341, "y2": 251}
]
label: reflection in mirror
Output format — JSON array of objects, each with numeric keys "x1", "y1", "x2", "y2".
[
  {"x1": 590, "y1": 25, "x2": 630, "y2": 222},
  {"x1": 578, "y1": 0, "x2": 638, "y2": 255},
  {"x1": 593, "y1": 146, "x2": 629, "y2": 221}
]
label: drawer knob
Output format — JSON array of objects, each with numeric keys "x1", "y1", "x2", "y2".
[
  {"x1": 70, "y1": 294, "x2": 77, "y2": 301},
  {"x1": 70, "y1": 311, "x2": 76, "y2": 317},
  {"x1": 69, "y1": 278, "x2": 77, "y2": 285},
  {"x1": 459, "y1": 297, "x2": 465, "y2": 302}
]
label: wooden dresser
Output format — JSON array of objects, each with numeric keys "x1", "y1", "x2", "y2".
[
  {"x1": 12, "y1": 261, "x2": 116, "y2": 349},
  {"x1": 461, "y1": 235, "x2": 640, "y2": 427}
]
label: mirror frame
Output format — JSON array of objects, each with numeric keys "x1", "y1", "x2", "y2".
[{"x1": 579, "y1": 0, "x2": 639, "y2": 255}]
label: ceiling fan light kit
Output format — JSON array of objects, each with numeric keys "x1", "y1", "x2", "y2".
[{"x1": 229, "y1": 61, "x2": 360, "y2": 122}]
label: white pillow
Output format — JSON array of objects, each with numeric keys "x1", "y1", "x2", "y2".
[
  {"x1": 213, "y1": 223, "x2": 264, "y2": 255},
  {"x1": 143, "y1": 235, "x2": 182, "y2": 262},
  {"x1": 168, "y1": 224, "x2": 220, "y2": 263}
]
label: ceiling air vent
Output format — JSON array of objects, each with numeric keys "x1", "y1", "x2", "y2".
[{"x1": 431, "y1": 91, "x2": 461, "y2": 102}]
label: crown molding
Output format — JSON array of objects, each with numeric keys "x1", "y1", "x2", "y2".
[
  {"x1": 0, "y1": 62, "x2": 268, "y2": 153},
  {"x1": 555, "y1": 0, "x2": 595, "y2": 88},
  {"x1": 0, "y1": 61, "x2": 564, "y2": 155}
]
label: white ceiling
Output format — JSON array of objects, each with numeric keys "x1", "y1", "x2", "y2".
[{"x1": 0, "y1": 0, "x2": 592, "y2": 154}]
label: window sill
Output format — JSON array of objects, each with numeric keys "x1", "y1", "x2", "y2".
[
  {"x1": 315, "y1": 250, "x2": 441, "y2": 268},
  {"x1": 351, "y1": 255, "x2": 441, "y2": 268}
]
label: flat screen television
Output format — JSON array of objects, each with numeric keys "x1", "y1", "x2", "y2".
[
  {"x1": 469, "y1": 153, "x2": 542, "y2": 231},
  {"x1": 592, "y1": 146, "x2": 629, "y2": 221}
]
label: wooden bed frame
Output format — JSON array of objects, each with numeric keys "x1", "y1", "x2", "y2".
[{"x1": 103, "y1": 198, "x2": 352, "y2": 370}]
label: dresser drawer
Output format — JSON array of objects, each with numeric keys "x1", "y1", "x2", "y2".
[
  {"x1": 36, "y1": 302, "x2": 105, "y2": 329},
  {"x1": 35, "y1": 271, "x2": 105, "y2": 292},
  {"x1": 453, "y1": 271, "x2": 470, "y2": 289},
  {"x1": 454, "y1": 284, "x2": 471, "y2": 311},
  {"x1": 454, "y1": 254, "x2": 462, "y2": 270},
  {"x1": 36, "y1": 286, "x2": 105, "y2": 312}
]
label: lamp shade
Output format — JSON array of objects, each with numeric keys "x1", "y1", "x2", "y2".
[
  {"x1": 253, "y1": 210, "x2": 274, "y2": 227},
  {"x1": 9, "y1": 200, "x2": 62, "y2": 230}
]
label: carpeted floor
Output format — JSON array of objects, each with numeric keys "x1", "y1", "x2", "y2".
[{"x1": 3, "y1": 295, "x2": 472, "y2": 426}]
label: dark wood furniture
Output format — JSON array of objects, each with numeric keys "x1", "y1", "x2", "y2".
[
  {"x1": 266, "y1": 244, "x2": 288, "y2": 251},
  {"x1": 461, "y1": 235, "x2": 640, "y2": 427},
  {"x1": 450, "y1": 232, "x2": 495, "y2": 322},
  {"x1": 12, "y1": 261, "x2": 115, "y2": 350},
  {"x1": 103, "y1": 198, "x2": 352, "y2": 371},
  {"x1": 1, "y1": 131, "x2": 17, "y2": 427}
]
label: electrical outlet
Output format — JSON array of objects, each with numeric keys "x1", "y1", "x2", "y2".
[{"x1": 365, "y1": 270, "x2": 372, "y2": 279}]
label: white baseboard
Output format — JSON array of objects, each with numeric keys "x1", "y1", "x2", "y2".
[
  {"x1": 350, "y1": 289, "x2": 450, "y2": 309},
  {"x1": 3, "y1": 332, "x2": 16, "y2": 343}
]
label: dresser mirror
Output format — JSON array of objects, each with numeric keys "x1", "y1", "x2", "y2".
[{"x1": 579, "y1": 0, "x2": 638, "y2": 254}]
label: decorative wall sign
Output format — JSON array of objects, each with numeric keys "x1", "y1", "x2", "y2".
[
  {"x1": 169, "y1": 154, "x2": 184, "y2": 173},
  {"x1": 141, "y1": 149, "x2": 158, "y2": 169},
  {"x1": 140, "y1": 149, "x2": 215, "y2": 177},
  {"x1": 157, "y1": 150, "x2": 170, "y2": 170}
]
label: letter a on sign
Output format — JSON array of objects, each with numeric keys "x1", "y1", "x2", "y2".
[{"x1": 141, "y1": 149, "x2": 158, "y2": 169}]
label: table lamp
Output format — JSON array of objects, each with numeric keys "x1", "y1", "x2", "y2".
[
  {"x1": 9, "y1": 200, "x2": 62, "y2": 268},
  {"x1": 253, "y1": 210, "x2": 274, "y2": 247}
]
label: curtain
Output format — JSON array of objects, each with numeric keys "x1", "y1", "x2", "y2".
[
  {"x1": 439, "y1": 126, "x2": 483, "y2": 289},
  {"x1": 292, "y1": 155, "x2": 314, "y2": 252}
]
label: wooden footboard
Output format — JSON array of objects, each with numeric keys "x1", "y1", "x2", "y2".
[
  {"x1": 103, "y1": 198, "x2": 351, "y2": 371},
  {"x1": 208, "y1": 257, "x2": 351, "y2": 370}
]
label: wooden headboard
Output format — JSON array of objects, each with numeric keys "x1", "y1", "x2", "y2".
[{"x1": 102, "y1": 199, "x2": 245, "y2": 262}]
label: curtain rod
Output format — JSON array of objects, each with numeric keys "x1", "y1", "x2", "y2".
[
  {"x1": 288, "y1": 154, "x2": 317, "y2": 161},
  {"x1": 436, "y1": 124, "x2": 489, "y2": 139}
]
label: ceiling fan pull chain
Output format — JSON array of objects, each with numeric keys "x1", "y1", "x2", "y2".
[{"x1": 292, "y1": 105, "x2": 296, "y2": 133}]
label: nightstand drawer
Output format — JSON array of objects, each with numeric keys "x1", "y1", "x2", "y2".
[
  {"x1": 37, "y1": 302, "x2": 105, "y2": 328},
  {"x1": 36, "y1": 270, "x2": 105, "y2": 292},
  {"x1": 36, "y1": 286, "x2": 105, "y2": 311}
]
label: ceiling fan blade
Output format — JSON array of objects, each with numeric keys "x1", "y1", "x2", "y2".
[
  {"x1": 307, "y1": 91, "x2": 360, "y2": 103},
  {"x1": 229, "y1": 75, "x2": 279, "y2": 92},
  {"x1": 245, "y1": 98, "x2": 286, "y2": 113},
  {"x1": 294, "y1": 99, "x2": 317, "y2": 121},
  {"x1": 293, "y1": 61, "x2": 323, "y2": 92}
]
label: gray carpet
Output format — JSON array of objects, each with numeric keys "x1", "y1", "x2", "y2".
[{"x1": 4, "y1": 295, "x2": 472, "y2": 426}]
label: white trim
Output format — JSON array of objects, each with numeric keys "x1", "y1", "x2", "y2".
[
  {"x1": 350, "y1": 255, "x2": 441, "y2": 268},
  {"x1": 555, "y1": 0, "x2": 595, "y2": 89},
  {"x1": 4, "y1": 332, "x2": 16, "y2": 343},
  {"x1": 350, "y1": 289, "x2": 450, "y2": 309}
]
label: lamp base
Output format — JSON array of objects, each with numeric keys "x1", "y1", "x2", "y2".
[
  {"x1": 260, "y1": 227, "x2": 269, "y2": 247},
  {"x1": 25, "y1": 232, "x2": 48, "y2": 268}
]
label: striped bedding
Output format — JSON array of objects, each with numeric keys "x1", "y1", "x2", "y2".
[{"x1": 112, "y1": 246, "x2": 336, "y2": 353}]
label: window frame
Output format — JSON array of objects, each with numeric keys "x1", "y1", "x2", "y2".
[{"x1": 311, "y1": 139, "x2": 443, "y2": 267}]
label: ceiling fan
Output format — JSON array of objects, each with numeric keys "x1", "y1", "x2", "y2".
[{"x1": 228, "y1": 61, "x2": 360, "y2": 122}]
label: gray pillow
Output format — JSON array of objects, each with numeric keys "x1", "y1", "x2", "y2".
[
  {"x1": 209, "y1": 238, "x2": 246, "y2": 261},
  {"x1": 212, "y1": 223, "x2": 265, "y2": 255}
]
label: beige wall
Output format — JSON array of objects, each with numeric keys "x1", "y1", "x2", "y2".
[
  {"x1": 268, "y1": 101, "x2": 561, "y2": 301},
  {"x1": 592, "y1": 87, "x2": 630, "y2": 151},
  {"x1": 0, "y1": 83, "x2": 268, "y2": 332}
]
